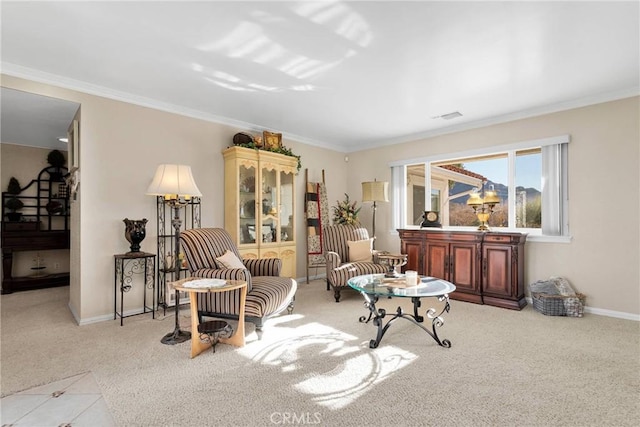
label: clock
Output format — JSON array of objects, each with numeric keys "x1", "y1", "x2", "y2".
[{"x1": 421, "y1": 211, "x2": 442, "y2": 228}]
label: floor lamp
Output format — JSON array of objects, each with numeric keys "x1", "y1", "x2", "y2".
[
  {"x1": 147, "y1": 164, "x2": 202, "y2": 345},
  {"x1": 361, "y1": 179, "x2": 389, "y2": 249}
]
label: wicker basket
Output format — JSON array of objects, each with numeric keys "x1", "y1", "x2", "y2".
[{"x1": 532, "y1": 292, "x2": 585, "y2": 317}]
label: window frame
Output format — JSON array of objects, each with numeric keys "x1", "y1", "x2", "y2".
[{"x1": 389, "y1": 135, "x2": 571, "y2": 243}]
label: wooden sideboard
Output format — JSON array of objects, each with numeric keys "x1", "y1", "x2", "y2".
[{"x1": 398, "y1": 229, "x2": 526, "y2": 310}]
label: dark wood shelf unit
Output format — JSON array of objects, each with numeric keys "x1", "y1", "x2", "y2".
[{"x1": 1, "y1": 165, "x2": 70, "y2": 294}]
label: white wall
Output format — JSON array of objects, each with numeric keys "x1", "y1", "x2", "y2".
[
  {"x1": 349, "y1": 97, "x2": 640, "y2": 318},
  {"x1": 1, "y1": 75, "x2": 351, "y2": 323},
  {"x1": 2, "y1": 74, "x2": 638, "y2": 321}
]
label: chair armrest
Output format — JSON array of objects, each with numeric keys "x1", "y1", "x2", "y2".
[
  {"x1": 325, "y1": 251, "x2": 341, "y2": 269},
  {"x1": 243, "y1": 258, "x2": 281, "y2": 277},
  {"x1": 191, "y1": 268, "x2": 253, "y2": 291}
]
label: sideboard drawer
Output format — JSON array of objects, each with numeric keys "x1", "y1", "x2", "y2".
[{"x1": 483, "y1": 233, "x2": 526, "y2": 244}]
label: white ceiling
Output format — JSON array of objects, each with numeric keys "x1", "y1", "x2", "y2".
[
  {"x1": 1, "y1": 1, "x2": 638, "y2": 153},
  {"x1": 1, "y1": 87, "x2": 80, "y2": 151}
]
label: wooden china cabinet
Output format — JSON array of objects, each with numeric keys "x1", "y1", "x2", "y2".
[
  {"x1": 399, "y1": 229, "x2": 526, "y2": 310},
  {"x1": 223, "y1": 146, "x2": 297, "y2": 278}
]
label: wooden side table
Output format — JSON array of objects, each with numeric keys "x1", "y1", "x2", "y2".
[
  {"x1": 114, "y1": 252, "x2": 156, "y2": 326},
  {"x1": 172, "y1": 278, "x2": 247, "y2": 358}
]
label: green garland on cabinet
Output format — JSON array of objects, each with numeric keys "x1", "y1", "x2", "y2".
[{"x1": 235, "y1": 141, "x2": 302, "y2": 173}]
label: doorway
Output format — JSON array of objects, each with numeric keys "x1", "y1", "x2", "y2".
[{"x1": 1, "y1": 87, "x2": 80, "y2": 313}]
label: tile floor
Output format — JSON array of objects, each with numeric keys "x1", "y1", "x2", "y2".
[{"x1": 0, "y1": 372, "x2": 116, "y2": 427}]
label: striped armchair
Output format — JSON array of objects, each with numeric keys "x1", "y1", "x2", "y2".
[
  {"x1": 323, "y1": 224, "x2": 387, "y2": 302},
  {"x1": 179, "y1": 228, "x2": 297, "y2": 337}
]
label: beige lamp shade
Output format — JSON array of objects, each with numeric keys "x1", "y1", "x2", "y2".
[
  {"x1": 362, "y1": 181, "x2": 389, "y2": 203},
  {"x1": 466, "y1": 192, "x2": 483, "y2": 206},
  {"x1": 146, "y1": 164, "x2": 202, "y2": 197},
  {"x1": 483, "y1": 189, "x2": 500, "y2": 204}
]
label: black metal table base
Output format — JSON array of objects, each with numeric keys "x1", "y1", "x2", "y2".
[
  {"x1": 161, "y1": 327, "x2": 191, "y2": 345},
  {"x1": 198, "y1": 320, "x2": 233, "y2": 353},
  {"x1": 161, "y1": 290, "x2": 191, "y2": 345},
  {"x1": 358, "y1": 293, "x2": 452, "y2": 349}
]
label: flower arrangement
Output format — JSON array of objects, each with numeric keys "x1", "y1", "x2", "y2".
[{"x1": 332, "y1": 193, "x2": 361, "y2": 225}]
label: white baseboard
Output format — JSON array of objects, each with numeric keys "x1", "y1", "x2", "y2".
[
  {"x1": 298, "y1": 273, "x2": 326, "y2": 284},
  {"x1": 77, "y1": 307, "x2": 155, "y2": 326},
  {"x1": 583, "y1": 306, "x2": 640, "y2": 321}
]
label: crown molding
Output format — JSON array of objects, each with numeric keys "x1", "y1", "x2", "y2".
[
  {"x1": 351, "y1": 86, "x2": 640, "y2": 153},
  {"x1": 1, "y1": 62, "x2": 345, "y2": 152},
  {"x1": 3, "y1": 62, "x2": 637, "y2": 155}
]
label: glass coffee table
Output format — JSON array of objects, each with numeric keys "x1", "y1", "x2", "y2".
[{"x1": 348, "y1": 274, "x2": 456, "y2": 349}]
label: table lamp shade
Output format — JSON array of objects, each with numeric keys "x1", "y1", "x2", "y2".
[
  {"x1": 146, "y1": 164, "x2": 202, "y2": 197},
  {"x1": 362, "y1": 181, "x2": 389, "y2": 203}
]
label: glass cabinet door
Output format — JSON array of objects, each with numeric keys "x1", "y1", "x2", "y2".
[
  {"x1": 239, "y1": 164, "x2": 256, "y2": 244},
  {"x1": 279, "y1": 169, "x2": 294, "y2": 243},
  {"x1": 260, "y1": 165, "x2": 278, "y2": 244}
]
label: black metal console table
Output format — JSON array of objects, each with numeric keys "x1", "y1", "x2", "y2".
[{"x1": 114, "y1": 252, "x2": 156, "y2": 326}]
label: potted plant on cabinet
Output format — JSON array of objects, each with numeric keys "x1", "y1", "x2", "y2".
[
  {"x1": 5, "y1": 177, "x2": 24, "y2": 221},
  {"x1": 46, "y1": 149, "x2": 66, "y2": 181}
]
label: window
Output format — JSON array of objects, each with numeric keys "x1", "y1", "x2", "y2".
[
  {"x1": 390, "y1": 135, "x2": 570, "y2": 241},
  {"x1": 515, "y1": 148, "x2": 541, "y2": 228}
]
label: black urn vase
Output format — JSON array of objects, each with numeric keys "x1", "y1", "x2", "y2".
[{"x1": 124, "y1": 218, "x2": 148, "y2": 253}]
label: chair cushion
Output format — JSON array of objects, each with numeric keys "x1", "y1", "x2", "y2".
[
  {"x1": 216, "y1": 250, "x2": 245, "y2": 269},
  {"x1": 245, "y1": 277, "x2": 297, "y2": 318},
  {"x1": 328, "y1": 261, "x2": 388, "y2": 288},
  {"x1": 197, "y1": 276, "x2": 297, "y2": 318},
  {"x1": 347, "y1": 238, "x2": 373, "y2": 262}
]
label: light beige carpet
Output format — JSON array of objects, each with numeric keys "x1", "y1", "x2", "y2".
[{"x1": 1, "y1": 281, "x2": 639, "y2": 426}]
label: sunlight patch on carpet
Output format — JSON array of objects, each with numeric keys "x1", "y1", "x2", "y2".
[{"x1": 240, "y1": 321, "x2": 417, "y2": 409}]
